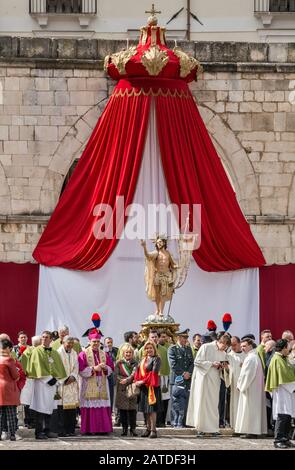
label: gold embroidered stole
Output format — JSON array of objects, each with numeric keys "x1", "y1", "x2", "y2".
[
  {"x1": 59, "y1": 348, "x2": 79, "y2": 409},
  {"x1": 84, "y1": 348, "x2": 108, "y2": 401}
]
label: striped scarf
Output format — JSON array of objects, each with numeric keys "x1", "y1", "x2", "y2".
[
  {"x1": 140, "y1": 358, "x2": 156, "y2": 406},
  {"x1": 119, "y1": 360, "x2": 133, "y2": 377}
]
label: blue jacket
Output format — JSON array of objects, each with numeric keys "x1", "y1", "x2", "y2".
[{"x1": 171, "y1": 384, "x2": 188, "y2": 411}]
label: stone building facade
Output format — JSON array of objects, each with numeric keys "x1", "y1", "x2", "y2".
[
  {"x1": 2, "y1": 0, "x2": 295, "y2": 43},
  {"x1": 0, "y1": 38, "x2": 295, "y2": 264}
]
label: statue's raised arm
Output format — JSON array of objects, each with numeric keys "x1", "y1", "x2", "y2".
[{"x1": 140, "y1": 239, "x2": 155, "y2": 261}]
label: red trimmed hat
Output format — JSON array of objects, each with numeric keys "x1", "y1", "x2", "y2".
[
  {"x1": 82, "y1": 312, "x2": 103, "y2": 338},
  {"x1": 207, "y1": 320, "x2": 217, "y2": 331},
  {"x1": 222, "y1": 313, "x2": 232, "y2": 323},
  {"x1": 222, "y1": 313, "x2": 232, "y2": 331},
  {"x1": 91, "y1": 313, "x2": 101, "y2": 328}
]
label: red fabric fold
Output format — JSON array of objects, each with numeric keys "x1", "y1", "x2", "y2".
[
  {"x1": 33, "y1": 94, "x2": 151, "y2": 270},
  {"x1": 155, "y1": 94, "x2": 265, "y2": 271},
  {"x1": 260, "y1": 264, "x2": 295, "y2": 337},
  {"x1": 134, "y1": 359, "x2": 159, "y2": 388},
  {"x1": 0, "y1": 263, "x2": 39, "y2": 342}
]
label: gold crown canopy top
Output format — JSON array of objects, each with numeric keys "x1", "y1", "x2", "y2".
[
  {"x1": 104, "y1": 4, "x2": 203, "y2": 84},
  {"x1": 145, "y1": 4, "x2": 161, "y2": 26}
]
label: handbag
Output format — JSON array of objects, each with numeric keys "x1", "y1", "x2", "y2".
[{"x1": 126, "y1": 382, "x2": 141, "y2": 398}]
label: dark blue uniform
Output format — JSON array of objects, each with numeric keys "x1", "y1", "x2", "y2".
[{"x1": 168, "y1": 342, "x2": 194, "y2": 425}]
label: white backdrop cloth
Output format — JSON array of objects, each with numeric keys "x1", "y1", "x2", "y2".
[{"x1": 36, "y1": 102, "x2": 260, "y2": 345}]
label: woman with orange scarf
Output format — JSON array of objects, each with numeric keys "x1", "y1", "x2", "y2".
[{"x1": 134, "y1": 341, "x2": 161, "y2": 438}]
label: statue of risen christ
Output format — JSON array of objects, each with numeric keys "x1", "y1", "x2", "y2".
[{"x1": 141, "y1": 237, "x2": 178, "y2": 317}]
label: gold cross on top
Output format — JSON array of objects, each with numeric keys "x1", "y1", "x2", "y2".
[{"x1": 145, "y1": 4, "x2": 161, "y2": 16}]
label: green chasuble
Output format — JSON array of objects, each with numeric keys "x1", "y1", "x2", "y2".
[
  {"x1": 265, "y1": 352, "x2": 295, "y2": 393},
  {"x1": 10, "y1": 349, "x2": 17, "y2": 360},
  {"x1": 136, "y1": 344, "x2": 170, "y2": 376},
  {"x1": 20, "y1": 346, "x2": 34, "y2": 373},
  {"x1": 191, "y1": 345, "x2": 199, "y2": 359},
  {"x1": 51, "y1": 338, "x2": 82, "y2": 354},
  {"x1": 256, "y1": 343, "x2": 266, "y2": 370},
  {"x1": 158, "y1": 344, "x2": 170, "y2": 376},
  {"x1": 27, "y1": 345, "x2": 67, "y2": 379}
]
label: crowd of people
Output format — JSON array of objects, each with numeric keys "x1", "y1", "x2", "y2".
[{"x1": 0, "y1": 320, "x2": 295, "y2": 448}]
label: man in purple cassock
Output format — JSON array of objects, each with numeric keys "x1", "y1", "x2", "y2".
[{"x1": 78, "y1": 329, "x2": 113, "y2": 434}]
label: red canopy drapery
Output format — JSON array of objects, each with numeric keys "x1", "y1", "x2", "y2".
[
  {"x1": 33, "y1": 21, "x2": 265, "y2": 272},
  {"x1": 33, "y1": 93, "x2": 151, "y2": 269},
  {"x1": 156, "y1": 95, "x2": 265, "y2": 271}
]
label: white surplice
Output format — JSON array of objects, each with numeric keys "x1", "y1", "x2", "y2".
[
  {"x1": 186, "y1": 341, "x2": 229, "y2": 433},
  {"x1": 228, "y1": 350, "x2": 246, "y2": 429},
  {"x1": 20, "y1": 377, "x2": 34, "y2": 406},
  {"x1": 29, "y1": 376, "x2": 57, "y2": 415},
  {"x1": 235, "y1": 349, "x2": 267, "y2": 435},
  {"x1": 272, "y1": 382, "x2": 295, "y2": 420}
]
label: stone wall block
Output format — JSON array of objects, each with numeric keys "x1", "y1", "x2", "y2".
[
  {"x1": 19, "y1": 38, "x2": 51, "y2": 59},
  {"x1": 55, "y1": 91, "x2": 70, "y2": 106},
  {"x1": 211, "y1": 42, "x2": 249, "y2": 63},
  {"x1": 0, "y1": 37, "x2": 12, "y2": 58},
  {"x1": 287, "y1": 44, "x2": 295, "y2": 63},
  {"x1": 289, "y1": 176, "x2": 295, "y2": 216},
  {"x1": 77, "y1": 39, "x2": 99, "y2": 59},
  {"x1": 227, "y1": 113, "x2": 252, "y2": 131},
  {"x1": 40, "y1": 189, "x2": 59, "y2": 214},
  {"x1": 268, "y1": 44, "x2": 288, "y2": 63},
  {"x1": 240, "y1": 102, "x2": 262, "y2": 112},
  {"x1": 195, "y1": 42, "x2": 212, "y2": 62},
  {"x1": 194, "y1": 91, "x2": 216, "y2": 104},
  {"x1": 83, "y1": 107, "x2": 100, "y2": 128},
  {"x1": 56, "y1": 39, "x2": 77, "y2": 59},
  {"x1": 96, "y1": 39, "x2": 127, "y2": 58},
  {"x1": 249, "y1": 43, "x2": 268, "y2": 62},
  {"x1": 35, "y1": 126, "x2": 57, "y2": 142},
  {"x1": 42, "y1": 170, "x2": 63, "y2": 192},
  {"x1": 252, "y1": 113, "x2": 274, "y2": 131},
  {"x1": 74, "y1": 119, "x2": 92, "y2": 144},
  {"x1": 260, "y1": 173, "x2": 292, "y2": 187}
]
